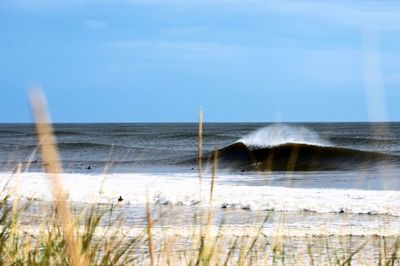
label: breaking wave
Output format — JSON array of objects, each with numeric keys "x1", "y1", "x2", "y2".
[
  {"x1": 1, "y1": 172, "x2": 400, "y2": 217},
  {"x1": 238, "y1": 124, "x2": 331, "y2": 149},
  {"x1": 214, "y1": 125, "x2": 400, "y2": 171}
]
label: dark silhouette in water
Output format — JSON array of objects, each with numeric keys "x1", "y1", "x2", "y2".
[
  {"x1": 118, "y1": 196, "x2": 123, "y2": 202},
  {"x1": 211, "y1": 142, "x2": 400, "y2": 171}
]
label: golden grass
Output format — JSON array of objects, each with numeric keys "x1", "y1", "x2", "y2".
[
  {"x1": 146, "y1": 199, "x2": 155, "y2": 266},
  {"x1": 29, "y1": 90, "x2": 89, "y2": 266}
]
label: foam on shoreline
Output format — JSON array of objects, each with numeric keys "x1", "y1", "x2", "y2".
[{"x1": 0, "y1": 172, "x2": 399, "y2": 216}]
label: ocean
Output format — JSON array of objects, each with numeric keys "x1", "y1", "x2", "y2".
[{"x1": 1, "y1": 122, "x2": 400, "y2": 237}]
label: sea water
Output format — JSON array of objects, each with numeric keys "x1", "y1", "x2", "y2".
[{"x1": 1, "y1": 123, "x2": 400, "y2": 236}]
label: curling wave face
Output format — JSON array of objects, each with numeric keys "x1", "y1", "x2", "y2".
[{"x1": 214, "y1": 125, "x2": 400, "y2": 171}]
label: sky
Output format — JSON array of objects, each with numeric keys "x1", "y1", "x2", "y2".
[{"x1": 1, "y1": 0, "x2": 400, "y2": 123}]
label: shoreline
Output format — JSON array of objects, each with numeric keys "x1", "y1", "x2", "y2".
[{"x1": 7, "y1": 201, "x2": 400, "y2": 264}]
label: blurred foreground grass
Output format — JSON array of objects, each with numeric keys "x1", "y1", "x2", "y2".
[{"x1": 1, "y1": 194, "x2": 400, "y2": 265}]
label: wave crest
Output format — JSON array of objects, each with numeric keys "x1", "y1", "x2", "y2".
[{"x1": 238, "y1": 124, "x2": 331, "y2": 149}]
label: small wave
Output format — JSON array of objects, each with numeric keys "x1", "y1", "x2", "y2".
[
  {"x1": 8, "y1": 142, "x2": 122, "y2": 151},
  {"x1": 53, "y1": 130, "x2": 84, "y2": 136},
  {"x1": 57, "y1": 142, "x2": 121, "y2": 149},
  {"x1": 55, "y1": 142, "x2": 154, "y2": 151},
  {"x1": 0, "y1": 130, "x2": 27, "y2": 135}
]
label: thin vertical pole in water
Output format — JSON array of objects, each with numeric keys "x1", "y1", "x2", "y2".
[{"x1": 198, "y1": 108, "x2": 203, "y2": 179}]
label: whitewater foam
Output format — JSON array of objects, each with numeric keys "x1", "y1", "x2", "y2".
[
  {"x1": 1, "y1": 172, "x2": 399, "y2": 216},
  {"x1": 238, "y1": 124, "x2": 331, "y2": 148}
]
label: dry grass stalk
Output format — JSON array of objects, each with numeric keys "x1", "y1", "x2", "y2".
[
  {"x1": 8, "y1": 162, "x2": 22, "y2": 257},
  {"x1": 24, "y1": 147, "x2": 37, "y2": 172},
  {"x1": 29, "y1": 90, "x2": 88, "y2": 266},
  {"x1": 146, "y1": 199, "x2": 155, "y2": 266},
  {"x1": 198, "y1": 108, "x2": 203, "y2": 179},
  {"x1": 210, "y1": 146, "x2": 218, "y2": 203},
  {"x1": 206, "y1": 146, "x2": 219, "y2": 264},
  {"x1": 11, "y1": 163, "x2": 21, "y2": 227},
  {"x1": 206, "y1": 146, "x2": 218, "y2": 237}
]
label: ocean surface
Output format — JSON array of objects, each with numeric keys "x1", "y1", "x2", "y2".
[{"x1": 1, "y1": 122, "x2": 400, "y2": 235}]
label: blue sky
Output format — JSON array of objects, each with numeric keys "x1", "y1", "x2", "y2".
[{"x1": 1, "y1": 0, "x2": 400, "y2": 122}]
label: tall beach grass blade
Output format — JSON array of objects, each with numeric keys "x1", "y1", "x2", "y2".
[
  {"x1": 29, "y1": 89, "x2": 88, "y2": 266},
  {"x1": 202, "y1": 146, "x2": 219, "y2": 264},
  {"x1": 8, "y1": 162, "x2": 22, "y2": 257},
  {"x1": 10, "y1": 163, "x2": 21, "y2": 230},
  {"x1": 210, "y1": 146, "x2": 218, "y2": 203},
  {"x1": 387, "y1": 237, "x2": 400, "y2": 266},
  {"x1": 198, "y1": 108, "x2": 203, "y2": 180},
  {"x1": 146, "y1": 199, "x2": 154, "y2": 266},
  {"x1": 340, "y1": 242, "x2": 366, "y2": 265},
  {"x1": 206, "y1": 145, "x2": 218, "y2": 234},
  {"x1": 24, "y1": 147, "x2": 37, "y2": 172}
]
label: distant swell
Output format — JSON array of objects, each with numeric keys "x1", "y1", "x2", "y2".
[
  {"x1": 215, "y1": 142, "x2": 400, "y2": 171},
  {"x1": 57, "y1": 142, "x2": 127, "y2": 150},
  {"x1": 17, "y1": 142, "x2": 151, "y2": 151}
]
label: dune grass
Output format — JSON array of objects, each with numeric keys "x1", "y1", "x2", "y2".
[{"x1": 0, "y1": 91, "x2": 398, "y2": 265}]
